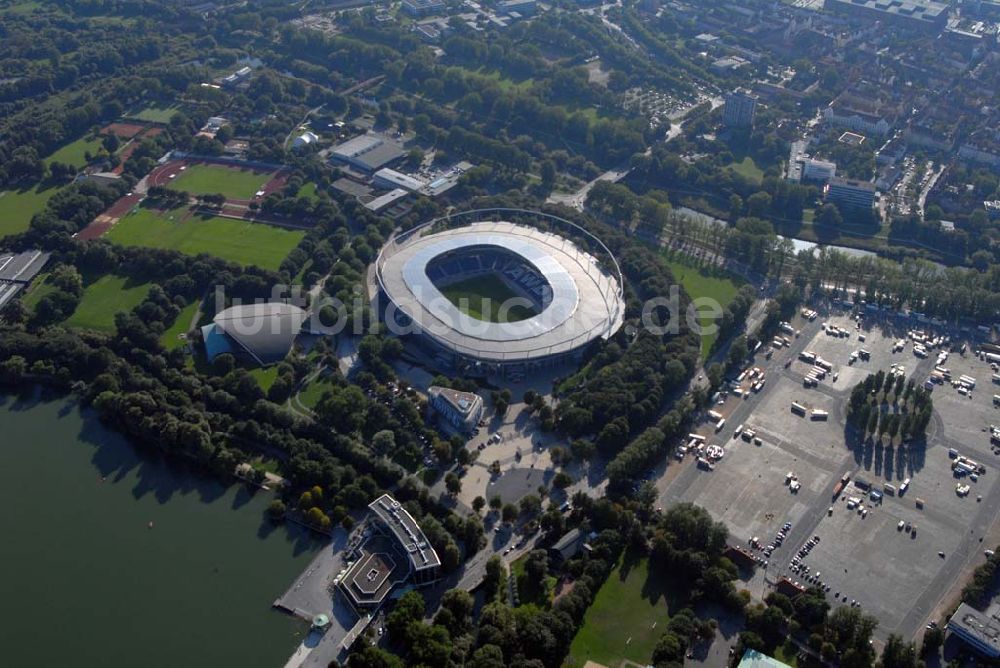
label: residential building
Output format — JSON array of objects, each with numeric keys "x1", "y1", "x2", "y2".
[
  {"x1": 401, "y1": 0, "x2": 445, "y2": 17},
  {"x1": 826, "y1": 177, "x2": 876, "y2": 210},
  {"x1": 427, "y1": 386, "x2": 484, "y2": 433},
  {"x1": 824, "y1": 97, "x2": 893, "y2": 136},
  {"x1": 947, "y1": 601, "x2": 1000, "y2": 658},
  {"x1": 722, "y1": 89, "x2": 758, "y2": 129},
  {"x1": 824, "y1": 0, "x2": 950, "y2": 33}
]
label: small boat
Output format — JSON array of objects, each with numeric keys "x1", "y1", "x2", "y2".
[{"x1": 148, "y1": 521, "x2": 154, "y2": 529}]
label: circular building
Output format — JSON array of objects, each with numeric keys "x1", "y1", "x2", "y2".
[
  {"x1": 376, "y1": 210, "x2": 624, "y2": 377},
  {"x1": 201, "y1": 302, "x2": 307, "y2": 367}
]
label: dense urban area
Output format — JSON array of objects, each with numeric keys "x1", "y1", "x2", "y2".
[{"x1": 6, "y1": 0, "x2": 1000, "y2": 667}]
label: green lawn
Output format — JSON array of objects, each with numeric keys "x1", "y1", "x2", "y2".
[
  {"x1": 298, "y1": 375, "x2": 334, "y2": 409},
  {"x1": 65, "y1": 275, "x2": 151, "y2": 332},
  {"x1": 105, "y1": 206, "x2": 304, "y2": 270},
  {"x1": 0, "y1": 183, "x2": 61, "y2": 237},
  {"x1": 19, "y1": 273, "x2": 56, "y2": 310},
  {"x1": 127, "y1": 104, "x2": 181, "y2": 123},
  {"x1": 249, "y1": 366, "x2": 280, "y2": 392},
  {"x1": 440, "y1": 274, "x2": 537, "y2": 323},
  {"x1": 169, "y1": 163, "x2": 274, "y2": 200},
  {"x1": 44, "y1": 136, "x2": 103, "y2": 168},
  {"x1": 729, "y1": 156, "x2": 764, "y2": 184},
  {"x1": 566, "y1": 557, "x2": 679, "y2": 668},
  {"x1": 662, "y1": 252, "x2": 744, "y2": 360},
  {"x1": 160, "y1": 300, "x2": 200, "y2": 350},
  {"x1": 297, "y1": 182, "x2": 318, "y2": 200}
]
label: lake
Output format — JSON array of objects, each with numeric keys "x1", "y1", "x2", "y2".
[{"x1": 0, "y1": 391, "x2": 324, "y2": 668}]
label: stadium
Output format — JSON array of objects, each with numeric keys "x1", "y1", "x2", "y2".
[{"x1": 376, "y1": 209, "x2": 624, "y2": 378}]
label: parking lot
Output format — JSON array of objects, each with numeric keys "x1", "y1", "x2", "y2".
[{"x1": 659, "y1": 299, "x2": 1000, "y2": 641}]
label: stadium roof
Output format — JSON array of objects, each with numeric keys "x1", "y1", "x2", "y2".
[
  {"x1": 738, "y1": 649, "x2": 792, "y2": 668},
  {"x1": 369, "y1": 493, "x2": 441, "y2": 572},
  {"x1": 207, "y1": 303, "x2": 307, "y2": 366},
  {"x1": 377, "y1": 221, "x2": 624, "y2": 363}
]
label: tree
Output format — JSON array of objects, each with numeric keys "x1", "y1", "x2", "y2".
[
  {"x1": 519, "y1": 494, "x2": 541, "y2": 516},
  {"x1": 267, "y1": 499, "x2": 286, "y2": 520},
  {"x1": 540, "y1": 159, "x2": 557, "y2": 191},
  {"x1": 502, "y1": 503, "x2": 518, "y2": 524},
  {"x1": 372, "y1": 429, "x2": 395, "y2": 454},
  {"x1": 472, "y1": 495, "x2": 486, "y2": 514},
  {"x1": 728, "y1": 334, "x2": 748, "y2": 370},
  {"x1": 553, "y1": 471, "x2": 574, "y2": 489},
  {"x1": 881, "y1": 633, "x2": 917, "y2": 668},
  {"x1": 386, "y1": 590, "x2": 425, "y2": 640},
  {"x1": 445, "y1": 472, "x2": 462, "y2": 495},
  {"x1": 489, "y1": 495, "x2": 503, "y2": 511}
]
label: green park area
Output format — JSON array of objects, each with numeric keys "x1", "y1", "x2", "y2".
[
  {"x1": 169, "y1": 163, "x2": 274, "y2": 200},
  {"x1": 159, "y1": 300, "x2": 201, "y2": 350},
  {"x1": 44, "y1": 135, "x2": 103, "y2": 168},
  {"x1": 728, "y1": 156, "x2": 764, "y2": 184},
  {"x1": 127, "y1": 104, "x2": 182, "y2": 123},
  {"x1": 0, "y1": 183, "x2": 62, "y2": 237},
  {"x1": 105, "y1": 206, "x2": 304, "y2": 270},
  {"x1": 440, "y1": 274, "x2": 537, "y2": 323},
  {"x1": 566, "y1": 558, "x2": 678, "y2": 668},
  {"x1": 65, "y1": 274, "x2": 151, "y2": 332},
  {"x1": 662, "y1": 252, "x2": 743, "y2": 359}
]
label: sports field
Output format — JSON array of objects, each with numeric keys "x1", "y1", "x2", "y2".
[
  {"x1": 128, "y1": 104, "x2": 182, "y2": 123},
  {"x1": 168, "y1": 164, "x2": 274, "y2": 200},
  {"x1": 0, "y1": 183, "x2": 61, "y2": 236},
  {"x1": 44, "y1": 136, "x2": 103, "y2": 168},
  {"x1": 65, "y1": 275, "x2": 151, "y2": 332},
  {"x1": 106, "y1": 206, "x2": 304, "y2": 270},
  {"x1": 565, "y1": 558, "x2": 679, "y2": 668},
  {"x1": 440, "y1": 274, "x2": 537, "y2": 323},
  {"x1": 661, "y1": 252, "x2": 744, "y2": 360}
]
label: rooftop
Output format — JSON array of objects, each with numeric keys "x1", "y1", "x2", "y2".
[
  {"x1": 737, "y1": 649, "x2": 792, "y2": 668},
  {"x1": 368, "y1": 493, "x2": 441, "y2": 572},
  {"x1": 208, "y1": 302, "x2": 307, "y2": 366},
  {"x1": 428, "y1": 386, "x2": 482, "y2": 416},
  {"x1": 948, "y1": 602, "x2": 1000, "y2": 657}
]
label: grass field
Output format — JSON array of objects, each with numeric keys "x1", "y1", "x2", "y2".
[
  {"x1": 106, "y1": 206, "x2": 304, "y2": 270},
  {"x1": 65, "y1": 275, "x2": 151, "y2": 332},
  {"x1": 128, "y1": 104, "x2": 181, "y2": 123},
  {"x1": 728, "y1": 156, "x2": 764, "y2": 184},
  {"x1": 511, "y1": 552, "x2": 556, "y2": 608},
  {"x1": 44, "y1": 135, "x2": 103, "y2": 168},
  {"x1": 566, "y1": 557, "x2": 679, "y2": 668},
  {"x1": 19, "y1": 272, "x2": 56, "y2": 310},
  {"x1": 169, "y1": 164, "x2": 274, "y2": 200},
  {"x1": 0, "y1": 183, "x2": 61, "y2": 237},
  {"x1": 249, "y1": 366, "x2": 280, "y2": 392},
  {"x1": 298, "y1": 375, "x2": 335, "y2": 409},
  {"x1": 440, "y1": 274, "x2": 537, "y2": 323},
  {"x1": 662, "y1": 252, "x2": 744, "y2": 360},
  {"x1": 160, "y1": 301, "x2": 200, "y2": 350}
]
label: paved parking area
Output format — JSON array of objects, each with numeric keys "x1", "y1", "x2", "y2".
[{"x1": 659, "y1": 299, "x2": 1000, "y2": 641}]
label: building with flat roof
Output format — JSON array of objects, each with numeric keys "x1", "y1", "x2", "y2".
[
  {"x1": 722, "y1": 89, "x2": 758, "y2": 129},
  {"x1": 498, "y1": 0, "x2": 537, "y2": 15},
  {"x1": 0, "y1": 250, "x2": 50, "y2": 311},
  {"x1": 824, "y1": 0, "x2": 950, "y2": 32},
  {"x1": 368, "y1": 494, "x2": 441, "y2": 583},
  {"x1": 365, "y1": 188, "x2": 410, "y2": 213},
  {"x1": 427, "y1": 386, "x2": 484, "y2": 433},
  {"x1": 373, "y1": 168, "x2": 427, "y2": 193},
  {"x1": 947, "y1": 601, "x2": 1000, "y2": 658},
  {"x1": 826, "y1": 177, "x2": 876, "y2": 210},
  {"x1": 330, "y1": 133, "x2": 405, "y2": 173},
  {"x1": 401, "y1": 0, "x2": 445, "y2": 17},
  {"x1": 802, "y1": 158, "x2": 837, "y2": 183}
]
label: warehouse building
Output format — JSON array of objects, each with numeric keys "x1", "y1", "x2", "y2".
[{"x1": 330, "y1": 133, "x2": 405, "y2": 173}]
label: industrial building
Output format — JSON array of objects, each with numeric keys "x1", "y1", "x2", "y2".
[
  {"x1": 427, "y1": 386, "x2": 484, "y2": 433},
  {"x1": 201, "y1": 302, "x2": 307, "y2": 367},
  {"x1": 722, "y1": 89, "x2": 759, "y2": 129},
  {"x1": 825, "y1": 176, "x2": 876, "y2": 210},
  {"x1": 330, "y1": 133, "x2": 405, "y2": 173},
  {"x1": 947, "y1": 601, "x2": 1000, "y2": 658}
]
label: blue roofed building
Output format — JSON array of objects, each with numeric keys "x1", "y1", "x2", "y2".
[{"x1": 737, "y1": 649, "x2": 792, "y2": 668}]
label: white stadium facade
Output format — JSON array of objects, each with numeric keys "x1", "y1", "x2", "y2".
[{"x1": 376, "y1": 209, "x2": 624, "y2": 377}]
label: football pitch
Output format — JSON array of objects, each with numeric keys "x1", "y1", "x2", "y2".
[
  {"x1": 440, "y1": 274, "x2": 537, "y2": 323},
  {"x1": 168, "y1": 164, "x2": 274, "y2": 200},
  {"x1": 106, "y1": 206, "x2": 304, "y2": 270}
]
